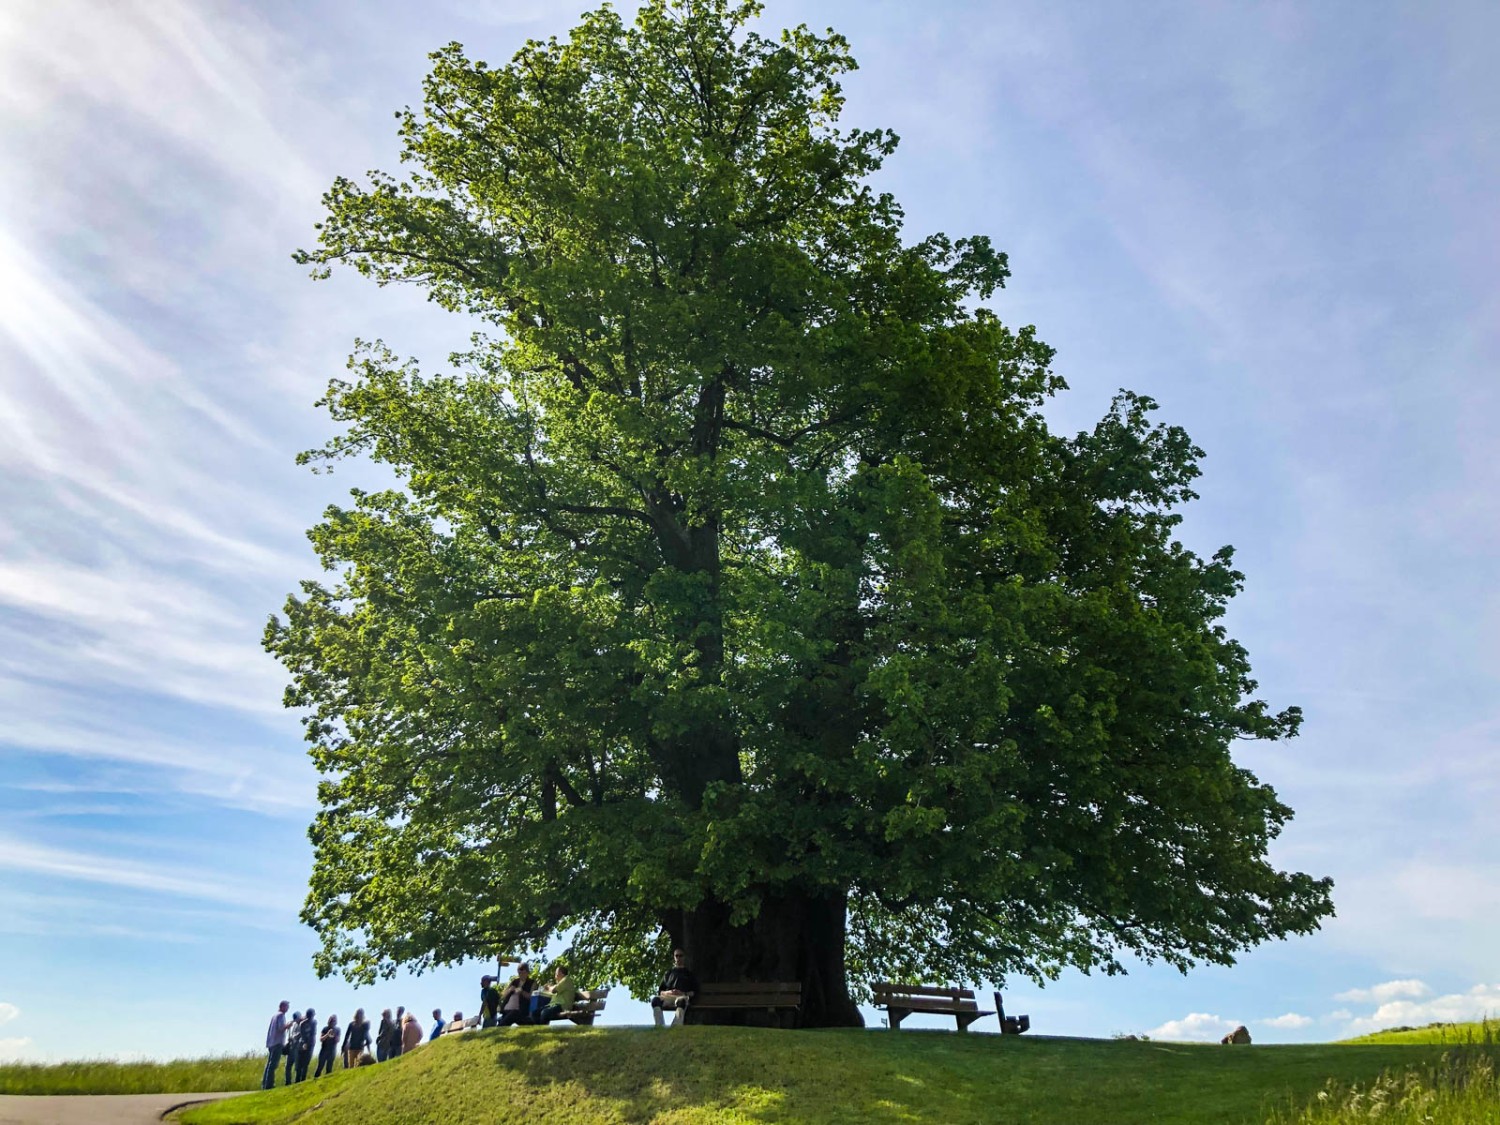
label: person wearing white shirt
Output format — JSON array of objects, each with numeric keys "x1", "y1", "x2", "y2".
[{"x1": 263, "y1": 1000, "x2": 290, "y2": 1090}]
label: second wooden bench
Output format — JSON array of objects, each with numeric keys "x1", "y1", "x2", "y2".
[{"x1": 873, "y1": 982, "x2": 993, "y2": 1032}]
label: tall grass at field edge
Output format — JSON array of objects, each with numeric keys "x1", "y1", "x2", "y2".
[{"x1": 0, "y1": 1053, "x2": 262, "y2": 1095}]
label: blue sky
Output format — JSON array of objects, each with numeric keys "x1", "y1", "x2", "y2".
[{"x1": 1, "y1": 0, "x2": 1497, "y2": 1059}]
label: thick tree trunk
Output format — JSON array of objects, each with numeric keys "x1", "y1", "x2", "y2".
[{"x1": 664, "y1": 890, "x2": 864, "y2": 1028}]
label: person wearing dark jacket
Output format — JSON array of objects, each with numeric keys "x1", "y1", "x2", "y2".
[
  {"x1": 480, "y1": 975, "x2": 501, "y2": 1028},
  {"x1": 391, "y1": 1006, "x2": 406, "y2": 1057},
  {"x1": 651, "y1": 949, "x2": 698, "y2": 1027},
  {"x1": 376, "y1": 1009, "x2": 397, "y2": 1061},
  {"x1": 342, "y1": 1009, "x2": 371, "y2": 1068},
  {"x1": 497, "y1": 964, "x2": 536, "y2": 1027},
  {"x1": 293, "y1": 1007, "x2": 318, "y2": 1081},
  {"x1": 283, "y1": 1012, "x2": 302, "y2": 1086},
  {"x1": 315, "y1": 1015, "x2": 339, "y2": 1078}
]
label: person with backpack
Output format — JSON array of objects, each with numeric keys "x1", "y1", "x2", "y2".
[
  {"x1": 342, "y1": 1008, "x2": 372, "y2": 1068},
  {"x1": 315, "y1": 1014, "x2": 340, "y2": 1078}
]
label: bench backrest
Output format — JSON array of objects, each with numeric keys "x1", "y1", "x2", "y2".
[
  {"x1": 694, "y1": 981, "x2": 802, "y2": 1007},
  {"x1": 873, "y1": 983, "x2": 977, "y2": 1004},
  {"x1": 570, "y1": 988, "x2": 610, "y2": 1010}
]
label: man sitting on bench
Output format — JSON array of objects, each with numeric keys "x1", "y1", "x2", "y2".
[
  {"x1": 651, "y1": 948, "x2": 698, "y2": 1027},
  {"x1": 533, "y1": 963, "x2": 580, "y2": 1024}
]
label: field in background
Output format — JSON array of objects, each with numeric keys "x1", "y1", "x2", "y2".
[
  {"x1": 1340, "y1": 1020, "x2": 1498, "y2": 1046},
  {"x1": 0, "y1": 1053, "x2": 261, "y2": 1095}
]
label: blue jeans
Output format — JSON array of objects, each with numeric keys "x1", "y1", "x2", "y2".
[{"x1": 262, "y1": 1044, "x2": 283, "y2": 1089}]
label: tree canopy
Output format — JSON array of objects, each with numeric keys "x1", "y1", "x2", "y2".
[{"x1": 268, "y1": 0, "x2": 1333, "y2": 1025}]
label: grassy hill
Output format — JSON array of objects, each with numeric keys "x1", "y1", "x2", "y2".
[
  {"x1": 160, "y1": 1027, "x2": 1473, "y2": 1125},
  {"x1": 1340, "y1": 1020, "x2": 1498, "y2": 1046}
]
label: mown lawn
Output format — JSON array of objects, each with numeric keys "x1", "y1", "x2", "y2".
[
  {"x1": 165, "y1": 1027, "x2": 1470, "y2": 1125},
  {"x1": 0, "y1": 1053, "x2": 262, "y2": 1095}
]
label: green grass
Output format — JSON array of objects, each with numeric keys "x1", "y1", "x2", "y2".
[
  {"x1": 1265, "y1": 1049, "x2": 1500, "y2": 1124},
  {"x1": 0, "y1": 1053, "x2": 262, "y2": 1095},
  {"x1": 166, "y1": 1027, "x2": 1475, "y2": 1125},
  {"x1": 1339, "y1": 1020, "x2": 1499, "y2": 1046}
]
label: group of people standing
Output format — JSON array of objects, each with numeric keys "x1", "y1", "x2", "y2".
[
  {"x1": 262, "y1": 950, "x2": 700, "y2": 1089},
  {"x1": 262, "y1": 1001, "x2": 447, "y2": 1090}
]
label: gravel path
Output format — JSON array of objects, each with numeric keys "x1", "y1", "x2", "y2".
[{"x1": 0, "y1": 1093, "x2": 246, "y2": 1125}]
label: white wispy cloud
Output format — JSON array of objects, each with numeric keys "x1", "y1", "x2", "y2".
[
  {"x1": 0, "y1": 1002, "x2": 18, "y2": 1024},
  {"x1": 0, "y1": 1037, "x2": 34, "y2": 1060},
  {"x1": 0, "y1": 834, "x2": 296, "y2": 914},
  {"x1": 1262, "y1": 1013, "x2": 1314, "y2": 1030},
  {"x1": 1335, "y1": 979, "x2": 1432, "y2": 1005}
]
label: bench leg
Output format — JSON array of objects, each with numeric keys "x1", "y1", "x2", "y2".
[
  {"x1": 956, "y1": 1013, "x2": 980, "y2": 1033},
  {"x1": 888, "y1": 1009, "x2": 908, "y2": 1030}
]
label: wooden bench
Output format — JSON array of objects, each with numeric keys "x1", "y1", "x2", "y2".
[
  {"x1": 682, "y1": 981, "x2": 802, "y2": 1027},
  {"x1": 994, "y1": 991, "x2": 1031, "y2": 1035},
  {"x1": 442, "y1": 1015, "x2": 480, "y2": 1035},
  {"x1": 555, "y1": 987, "x2": 610, "y2": 1026},
  {"x1": 873, "y1": 982, "x2": 994, "y2": 1032}
]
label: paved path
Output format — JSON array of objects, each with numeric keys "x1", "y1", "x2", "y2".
[{"x1": 0, "y1": 1093, "x2": 246, "y2": 1125}]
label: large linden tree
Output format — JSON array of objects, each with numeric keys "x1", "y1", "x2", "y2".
[{"x1": 268, "y1": 0, "x2": 1333, "y2": 1026}]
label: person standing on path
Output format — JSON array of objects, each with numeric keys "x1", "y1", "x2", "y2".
[
  {"x1": 262, "y1": 1000, "x2": 290, "y2": 1089},
  {"x1": 315, "y1": 1014, "x2": 339, "y2": 1078}
]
